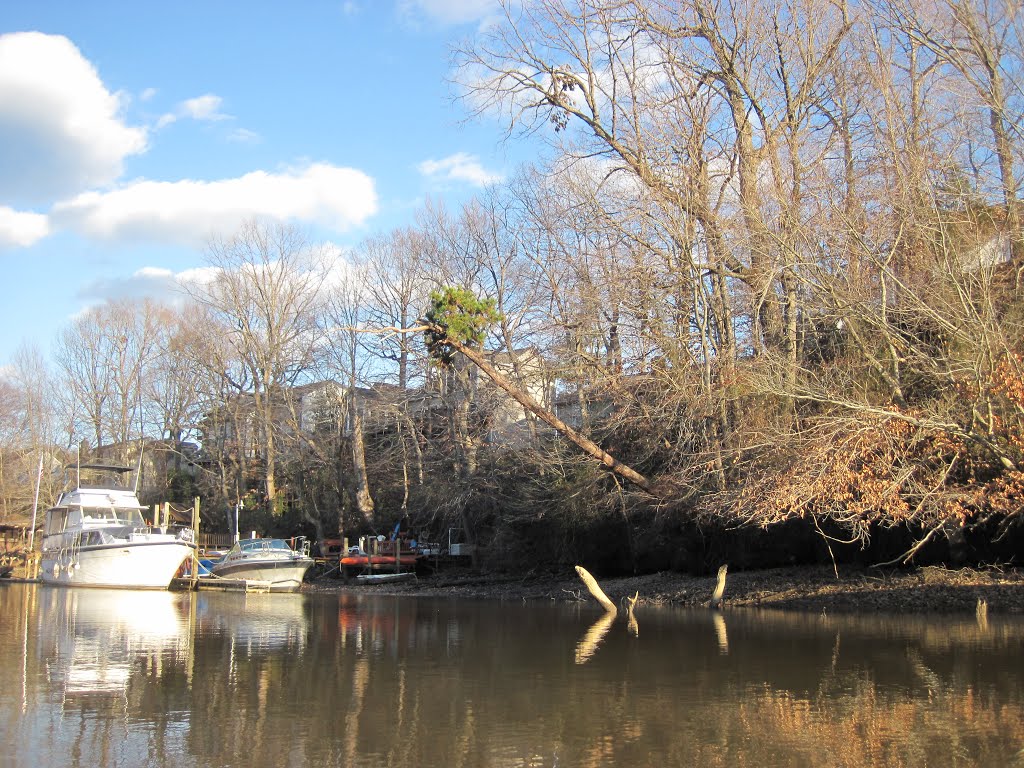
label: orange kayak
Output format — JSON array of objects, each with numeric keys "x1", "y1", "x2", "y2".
[{"x1": 340, "y1": 554, "x2": 419, "y2": 567}]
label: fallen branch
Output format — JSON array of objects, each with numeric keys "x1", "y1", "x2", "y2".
[
  {"x1": 575, "y1": 566, "x2": 617, "y2": 615},
  {"x1": 872, "y1": 523, "x2": 943, "y2": 568}
]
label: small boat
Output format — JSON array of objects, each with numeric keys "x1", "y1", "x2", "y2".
[
  {"x1": 355, "y1": 572, "x2": 416, "y2": 585},
  {"x1": 211, "y1": 538, "x2": 314, "y2": 592},
  {"x1": 40, "y1": 463, "x2": 197, "y2": 590}
]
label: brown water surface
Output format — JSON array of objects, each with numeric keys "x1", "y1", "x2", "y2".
[{"x1": 1, "y1": 583, "x2": 1021, "y2": 767}]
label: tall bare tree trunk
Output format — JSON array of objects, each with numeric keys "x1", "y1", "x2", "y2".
[{"x1": 350, "y1": 399, "x2": 374, "y2": 523}]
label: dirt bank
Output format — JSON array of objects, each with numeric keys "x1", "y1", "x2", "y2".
[{"x1": 304, "y1": 564, "x2": 1024, "y2": 614}]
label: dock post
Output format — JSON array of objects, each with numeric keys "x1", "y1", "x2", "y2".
[{"x1": 191, "y1": 497, "x2": 201, "y2": 590}]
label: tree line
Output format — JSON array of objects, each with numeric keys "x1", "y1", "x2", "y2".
[{"x1": 2, "y1": 0, "x2": 1022, "y2": 572}]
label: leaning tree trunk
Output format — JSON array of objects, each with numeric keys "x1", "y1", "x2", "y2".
[{"x1": 430, "y1": 327, "x2": 657, "y2": 496}]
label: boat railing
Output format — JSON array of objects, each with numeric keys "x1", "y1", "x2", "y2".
[{"x1": 113, "y1": 524, "x2": 195, "y2": 544}]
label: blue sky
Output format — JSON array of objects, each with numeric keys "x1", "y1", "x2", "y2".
[{"x1": 0, "y1": 0, "x2": 526, "y2": 367}]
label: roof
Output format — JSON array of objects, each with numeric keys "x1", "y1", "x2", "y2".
[
  {"x1": 70, "y1": 462, "x2": 134, "y2": 474},
  {"x1": 0, "y1": 519, "x2": 41, "y2": 533}
]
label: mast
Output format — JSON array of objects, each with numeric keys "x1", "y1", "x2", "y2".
[{"x1": 29, "y1": 455, "x2": 43, "y2": 552}]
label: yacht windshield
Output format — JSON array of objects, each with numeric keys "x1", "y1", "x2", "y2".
[
  {"x1": 82, "y1": 507, "x2": 147, "y2": 527},
  {"x1": 238, "y1": 539, "x2": 293, "y2": 553}
]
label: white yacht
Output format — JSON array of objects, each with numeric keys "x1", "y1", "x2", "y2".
[
  {"x1": 211, "y1": 538, "x2": 314, "y2": 592},
  {"x1": 40, "y1": 463, "x2": 197, "y2": 589}
]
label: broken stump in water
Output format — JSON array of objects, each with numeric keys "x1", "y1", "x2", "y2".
[{"x1": 574, "y1": 565, "x2": 617, "y2": 616}]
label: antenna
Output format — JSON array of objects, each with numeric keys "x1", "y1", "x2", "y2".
[
  {"x1": 134, "y1": 441, "x2": 144, "y2": 494},
  {"x1": 29, "y1": 455, "x2": 43, "y2": 552},
  {"x1": 134, "y1": 385, "x2": 145, "y2": 494}
]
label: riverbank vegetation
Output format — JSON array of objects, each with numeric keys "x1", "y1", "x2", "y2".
[{"x1": 1, "y1": 0, "x2": 1022, "y2": 578}]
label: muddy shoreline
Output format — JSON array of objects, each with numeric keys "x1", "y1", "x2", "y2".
[{"x1": 304, "y1": 564, "x2": 1024, "y2": 614}]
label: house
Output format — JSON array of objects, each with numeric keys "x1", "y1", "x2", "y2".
[{"x1": 198, "y1": 344, "x2": 561, "y2": 463}]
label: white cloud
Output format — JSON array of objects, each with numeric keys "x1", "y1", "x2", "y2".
[
  {"x1": 156, "y1": 93, "x2": 231, "y2": 129},
  {"x1": 0, "y1": 206, "x2": 50, "y2": 249},
  {"x1": 0, "y1": 32, "x2": 148, "y2": 206},
  {"x1": 418, "y1": 152, "x2": 503, "y2": 187},
  {"x1": 175, "y1": 265, "x2": 221, "y2": 286},
  {"x1": 399, "y1": 0, "x2": 500, "y2": 25},
  {"x1": 51, "y1": 162, "x2": 379, "y2": 244},
  {"x1": 74, "y1": 265, "x2": 215, "y2": 314},
  {"x1": 182, "y1": 94, "x2": 227, "y2": 121},
  {"x1": 228, "y1": 127, "x2": 262, "y2": 144},
  {"x1": 78, "y1": 266, "x2": 183, "y2": 305},
  {"x1": 78, "y1": 265, "x2": 222, "y2": 308}
]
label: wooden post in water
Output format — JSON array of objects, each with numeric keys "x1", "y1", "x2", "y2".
[{"x1": 191, "y1": 497, "x2": 200, "y2": 590}]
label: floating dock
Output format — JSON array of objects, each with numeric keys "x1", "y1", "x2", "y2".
[{"x1": 171, "y1": 577, "x2": 272, "y2": 593}]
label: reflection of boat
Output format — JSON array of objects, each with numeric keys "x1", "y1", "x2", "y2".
[
  {"x1": 40, "y1": 463, "x2": 197, "y2": 589},
  {"x1": 44, "y1": 589, "x2": 190, "y2": 698},
  {"x1": 196, "y1": 590, "x2": 309, "y2": 650},
  {"x1": 211, "y1": 538, "x2": 314, "y2": 592}
]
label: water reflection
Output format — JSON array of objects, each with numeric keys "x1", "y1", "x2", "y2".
[
  {"x1": 1, "y1": 583, "x2": 1022, "y2": 767},
  {"x1": 47, "y1": 590, "x2": 189, "y2": 699},
  {"x1": 196, "y1": 591, "x2": 308, "y2": 650},
  {"x1": 713, "y1": 610, "x2": 729, "y2": 653},
  {"x1": 574, "y1": 610, "x2": 616, "y2": 664}
]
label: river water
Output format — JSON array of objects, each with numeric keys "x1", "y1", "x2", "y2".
[{"x1": 0, "y1": 583, "x2": 1021, "y2": 767}]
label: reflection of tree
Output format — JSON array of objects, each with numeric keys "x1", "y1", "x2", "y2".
[
  {"x1": 343, "y1": 657, "x2": 369, "y2": 765},
  {"x1": 189, "y1": 598, "x2": 1024, "y2": 767},
  {"x1": 10, "y1": 588, "x2": 1023, "y2": 767}
]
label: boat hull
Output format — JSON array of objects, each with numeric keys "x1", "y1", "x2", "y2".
[
  {"x1": 40, "y1": 540, "x2": 196, "y2": 590},
  {"x1": 356, "y1": 572, "x2": 416, "y2": 584},
  {"x1": 211, "y1": 559, "x2": 313, "y2": 592}
]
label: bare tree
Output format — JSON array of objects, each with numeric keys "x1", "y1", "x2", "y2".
[
  {"x1": 0, "y1": 344, "x2": 60, "y2": 520},
  {"x1": 325, "y1": 266, "x2": 376, "y2": 525},
  {"x1": 53, "y1": 299, "x2": 164, "y2": 459},
  {"x1": 356, "y1": 227, "x2": 433, "y2": 390},
  {"x1": 188, "y1": 220, "x2": 330, "y2": 513},
  {"x1": 885, "y1": 0, "x2": 1022, "y2": 249}
]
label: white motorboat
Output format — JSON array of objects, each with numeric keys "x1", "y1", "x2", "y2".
[
  {"x1": 211, "y1": 538, "x2": 314, "y2": 592},
  {"x1": 40, "y1": 463, "x2": 197, "y2": 590}
]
